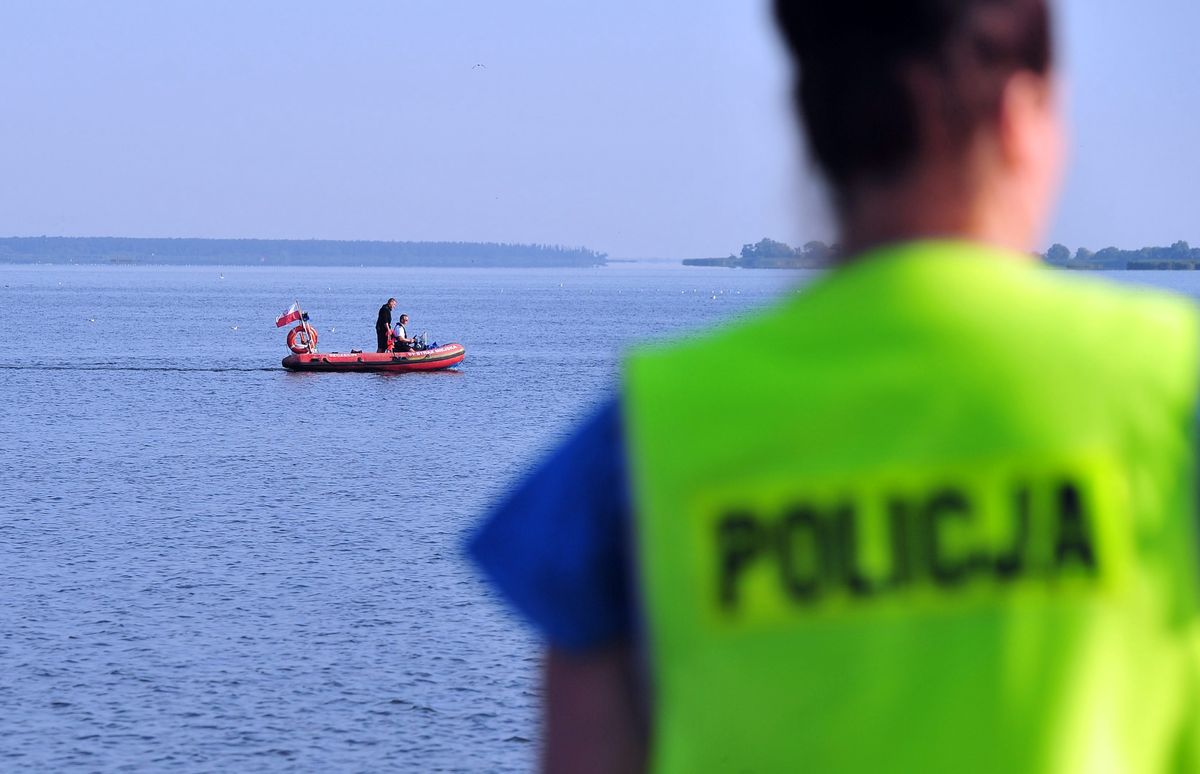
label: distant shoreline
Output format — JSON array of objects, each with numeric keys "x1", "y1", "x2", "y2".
[
  {"x1": 684, "y1": 238, "x2": 1200, "y2": 270},
  {"x1": 0, "y1": 236, "x2": 608, "y2": 268}
]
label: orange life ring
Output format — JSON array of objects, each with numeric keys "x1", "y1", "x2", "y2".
[{"x1": 287, "y1": 324, "x2": 318, "y2": 354}]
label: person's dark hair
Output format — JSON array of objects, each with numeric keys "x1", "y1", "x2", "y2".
[
  {"x1": 388, "y1": 297, "x2": 397, "y2": 304},
  {"x1": 773, "y1": 0, "x2": 1052, "y2": 202}
]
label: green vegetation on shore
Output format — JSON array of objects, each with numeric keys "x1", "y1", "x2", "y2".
[
  {"x1": 0, "y1": 236, "x2": 607, "y2": 268},
  {"x1": 684, "y1": 238, "x2": 834, "y2": 269},
  {"x1": 687, "y1": 237, "x2": 1200, "y2": 270},
  {"x1": 1042, "y1": 241, "x2": 1200, "y2": 270}
]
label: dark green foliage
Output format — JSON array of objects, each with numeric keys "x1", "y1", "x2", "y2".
[
  {"x1": 690, "y1": 238, "x2": 1200, "y2": 271},
  {"x1": 741, "y1": 238, "x2": 796, "y2": 261},
  {"x1": 684, "y1": 238, "x2": 836, "y2": 269},
  {"x1": 1043, "y1": 242, "x2": 1200, "y2": 270},
  {"x1": 1045, "y1": 244, "x2": 1070, "y2": 264},
  {"x1": 0, "y1": 237, "x2": 607, "y2": 267}
]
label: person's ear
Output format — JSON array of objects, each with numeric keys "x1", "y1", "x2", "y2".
[
  {"x1": 995, "y1": 70, "x2": 1066, "y2": 248},
  {"x1": 996, "y1": 71, "x2": 1064, "y2": 177}
]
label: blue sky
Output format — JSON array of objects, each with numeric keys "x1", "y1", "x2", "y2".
[{"x1": 0, "y1": 0, "x2": 1196, "y2": 258}]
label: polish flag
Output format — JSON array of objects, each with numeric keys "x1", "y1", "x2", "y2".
[{"x1": 275, "y1": 303, "x2": 301, "y2": 327}]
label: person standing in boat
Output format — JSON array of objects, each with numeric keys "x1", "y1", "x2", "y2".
[
  {"x1": 391, "y1": 314, "x2": 416, "y2": 352},
  {"x1": 375, "y1": 298, "x2": 397, "y2": 353}
]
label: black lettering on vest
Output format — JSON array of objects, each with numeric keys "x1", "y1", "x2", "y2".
[
  {"x1": 995, "y1": 486, "x2": 1031, "y2": 581},
  {"x1": 1053, "y1": 482, "x2": 1097, "y2": 573},
  {"x1": 710, "y1": 476, "x2": 1103, "y2": 617},
  {"x1": 886, "y1": 497, "x2": 914, "y2": 590},
  {"x1": 716, "y1": 512, "x2": 768, "y2": 611},
  {"x1": 924, "y1": 488, "x2": 974, "y2": 587},
  {"x1": 777, "y1": 506, "x2": 827, "y2": 602},
  {"x1": 832, "y1": 502, "x2": 877, "y2": 597}
]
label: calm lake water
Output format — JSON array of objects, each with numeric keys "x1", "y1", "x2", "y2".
[
  {"x1": 3, "y1": 263, "x2": 1199, "y2": 771},
  {"x1": 0, "y1": 262, "x2": 806, "y2": 772}
]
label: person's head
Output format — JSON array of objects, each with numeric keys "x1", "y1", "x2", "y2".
[
  {"x1": 399, "y1": 314, "x2": 409, "y2": 326},
  {"x1": 773, "y1": 0, "x2": 1064, "y2": 253},
  {"x1": 388, "y1": 298, "x2": 397, "y2": 309}
]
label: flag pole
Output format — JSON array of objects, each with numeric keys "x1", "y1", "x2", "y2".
[{"x1": 297, "y1": 299, "x2": 316, "y2": 353}]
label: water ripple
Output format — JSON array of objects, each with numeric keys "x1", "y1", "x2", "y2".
[{"x1": 0, "y1": 263, "x2": 803, "y2": 770}]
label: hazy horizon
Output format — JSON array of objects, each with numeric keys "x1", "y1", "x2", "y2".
[{"x1": 1, "y1": 0, "x2": 1197, "y2": 259}]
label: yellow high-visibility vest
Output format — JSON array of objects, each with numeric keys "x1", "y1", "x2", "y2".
[{"x1": 623, "y1": 241, "x2": 1200, "y2": 773}]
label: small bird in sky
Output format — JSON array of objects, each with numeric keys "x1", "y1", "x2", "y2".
[{"x1": 472, "y1": 63, "x2": 487, "y2": 70}]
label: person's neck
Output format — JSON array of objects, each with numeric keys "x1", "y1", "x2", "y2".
[{"x1": 837, "y1": 172, "x2": 1035, "y2": 260}]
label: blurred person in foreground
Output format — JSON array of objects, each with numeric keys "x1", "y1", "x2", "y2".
[{"x1": 470, "y1": 0, "x2": 1200, "y2": 771}]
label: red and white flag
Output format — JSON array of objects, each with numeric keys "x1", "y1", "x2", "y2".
[{"x1": 275, "y1": 303, "x2": 301, "y2": 327}]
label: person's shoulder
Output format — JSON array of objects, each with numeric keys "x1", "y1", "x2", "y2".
[
  {"x1": 1035, "y1": 265, "x2": 1199, "y2": 333},
  {"x1": 1021, "y1": 266, "x2": 1200, "y2": 403},
  {"x1": 466, "y1": 397, "x2": 633, "y2": 651},
  {"x1": 626, "y1": 295, "x2": 797, "y2": 378}
]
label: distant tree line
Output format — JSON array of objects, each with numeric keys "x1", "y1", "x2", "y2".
[
  {"x1": 687, "y1": 237, "x2": 1200, "y2": 271},
  {"x1": 0, "y1": 237, "x2": 608, "y2": 268},
  {"x1": 1043, "y1": 241, "x2": 1200, "y2": 270},
  {"x1": 684, "y1": 237, "x2": 836, "y2": 269}
]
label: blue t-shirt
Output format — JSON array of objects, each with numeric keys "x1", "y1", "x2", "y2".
[{"x1": 467, "y1": 398, "x2": 632, "y2": 652}]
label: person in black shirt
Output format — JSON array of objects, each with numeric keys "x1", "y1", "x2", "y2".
[{"x1": 376, "y1": 298, "x2": 397, "y2": 352}]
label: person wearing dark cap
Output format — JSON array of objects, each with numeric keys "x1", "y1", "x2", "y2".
[
  {"x1": 376, "y1": 297, "x2": 396, "y2": 353},
  {"x1": 470, "y1": 1, "x2": 1200, "y2": 771}
]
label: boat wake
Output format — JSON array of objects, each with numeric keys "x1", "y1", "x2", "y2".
[{"x1": 0, "y1": 364, "x2": 279, "y2": 373}]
